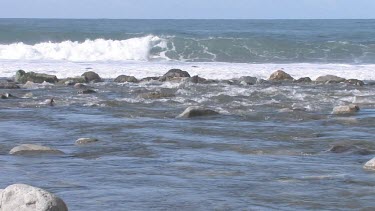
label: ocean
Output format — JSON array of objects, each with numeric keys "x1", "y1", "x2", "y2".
[{"x1": 0, "y1": 19, "x2": 375, "y2": 210}]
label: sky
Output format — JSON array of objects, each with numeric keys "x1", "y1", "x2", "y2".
[{"x1": 0, "y1": 0, "x2": 375, "y2": 19}]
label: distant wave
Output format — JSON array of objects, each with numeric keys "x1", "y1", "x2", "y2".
[{"x1": 0, "y1": 35, "x2": 167, "y2": 62}]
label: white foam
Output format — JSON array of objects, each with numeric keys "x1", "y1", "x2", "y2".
[{"x1": 0, "y1": 36, "x2": 165, "y2": 62}]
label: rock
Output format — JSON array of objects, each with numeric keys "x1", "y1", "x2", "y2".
[
  {"x1": 73, "y1": 83, "x2": 89, "y2": 89},
  {"x1": 9, "y1": 144, "x2": 64, "y2": 155},
  {"x1": 187, "y1": 75, "x2": 207, "y2": 84},
  {"x1": 139, "y1": 77, "x2": 160, "y2": 82},
  {"x1": 364, "y1": 157, "x2": 375, "y2": 170},
  {"x1": 159, "y1": 69, "x2": 191, "y2": 82},
  {"x1": 177, "y1": 106, "x2": 219, "y2": 118},
  {"x1": 77, "y1": 89, "x2": 96, "y2": 94},
  {"x1": 114, "y1": 75, "x2": 139, "y2": 83},
  {"x1": 0, "y1": 81, "x2": 20, "y2": 89},
  {"x1": 294, "y1": 77, "x2": 312, "y2": 83},
  {"x1": 75, "y1": 138, "x2": 99, "y2": 145},
  {"x1": 0, "y1": 183, "x2": 68, "y2": 211},
  {"x1": 268, "y1": 70, "x2": 294, "y2": 81},
  {"x1": 138, "y1": 91, "x2": 175, "y2": 99},
  {"x1": 332, "y1": 104, "x2": 360, "y2": 115},
  {"x1": 315, "y1": 75, "x2": 346, "y2": 83},
  {"x1": 0, "y1": 93, "x2": 15, "y2": 99},
  {"x1": 328, "y1": 144, "x2": 371, "y2": 155},
  {"x1": 81, "y1": 71, "x2": 102, "y2": 83},
  {"x1": 58, "y1": 77, "x2": 87, "y2": 85},
  {"x1": 15, "y1": 70, "x2": 58, "y2": 84},
  {"x1": 345, "y1": 79, "x2": 364, "y2": 86},
  {"x1": 239, "y1": 76, "x2": 257, "y2": 85}
]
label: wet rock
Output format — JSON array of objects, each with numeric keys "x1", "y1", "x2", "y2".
[
  {"x1": 114, "y1": 75, "x2": 139, "y2": 83},
  {"x1": 345, "y1": 79, "x2": 364, "y2": 86},
  {"x1": 75, "y1": 138, "x2": 99, "y2": 145},
  {"x1": 332, "y1": 104, "x2": 360, "y2": 115},
  {"x1": 177, "y1": 106, "x2": 219, "y2": 118},
  {"x1": 81, "y1": 71, "x2": 102, "y2": 83},
  {"x1": 9, "y1": 144, "x2": 64, "y2": 155},
  {"x1": 58, "y1": 77, "x2": 87, "y2": 85},
  {"x1": 0, "y1": 81, "x2": 20, "y2": 89},
  {"x1": 15, "y1": 70, "x2": 58, "y2": 84},
  {"x1": 159, "y1": 69, "x2": 191, "y2": 82},
  {"x1": 364, "y1": 157, "x2": 375, "y2": 170},
  {"x1": 187, "y1": 75, "x2": 207, "y2": 84},
  {"x1": 328, "y1": 144, "x2": 372, "y2": 155},
  {"x1": 77, "y1": 89, "x2": 96, "y2": 94},
  {"x1": 239, "y1": 76, "x2": 257, "y2": 85},
  {"x1": 138, "y1": 91, "x2": 175, "y2": 99},
  {"x1": 0, "y1": 93, "x2": 15, "y2": 99},
  {"x1": 140, "y1": 77, "x2": 160, "y2": 82},
  {"x1": 73, "y1": 83, "x2": 89, "y2": 89},
  {"x1": 268, "y1": 70, "x2": 294, "y2": 81},
  {"x1": 315, "y1": 75, "x2": 346, "y2": 83},
  {"x1": 294, "y1": 77, "x2": 312, "y2": 83},
  {"x1": 0, "y1": 183, "x2": 68, "y2": 211}
]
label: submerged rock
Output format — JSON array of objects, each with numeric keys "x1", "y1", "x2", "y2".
[
  {"x1": 332, "y1": 104, "x2": 360, "y2": 115},
  {"x1": 177, "y1": 106, "x2": 219, "y2": 118},
  {"x1": 0, "y1": 183, "x2": 68, "y2": 211},
  {"x1": 364, "y1": 157, "x2": 375, "y2": 170},
  {"x1": 58, "y1": 77, "x2": 87, "y2": 85},
  {"x1": 81, "y1": 71, "x2": 102, "y2": 83},
  {"x1": 238, "y1": 76, "x2": 258, "y2": 85},
  {"x1": 15, "y1": 70, "x2": 58, "y2": 84},
  {"x1": 315, "y1": 75, "x2": 346, "y2": 83},
  {"x1": 294, "y1": 77, "x2": 312, "y2": 83},
  {"x1": 0, "y1": 81, "x2": 20, "y2": 89},
  {"x1": 73, "y1": 83, "x2": 89, "y2": 89},
  {"x1": 75, "y1": 138, "x2": 99, "y2": 145},
  {"x1": 0, "y1": 93, "x2": 15, "y2": 99},
  {"x1": 9, "y1": 144, "x2": 64, "y2": 155},
  {"x1": 138, "y1": 91, "x2": 175, "y2": 99},
  {"x1": 114, "y1": 75, "x2": 139, "y2": 83},
  {"x1": 328, "y1": 144, "x2": 371, "y2": 155},
  {"x1": 139, "y1": 77, "x2": 160, "y2": 82},
  {"x1": 187, "y1": 75, "x2": 207, "y2": 84},
  {"x1": 268, "y1": 70, "x2": 294, "y2": 81},
  {"x1": 159, "y1": 69, "x2": 191, "y2": 82},
  {"x1": 77, "y1": 89, "x2": 97, "y2": 94},
  {"x1": 345, "y1": 79, "x2": 364, "y2": 86}
]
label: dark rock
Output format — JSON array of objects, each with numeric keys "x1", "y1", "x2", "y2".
[
  {"x1": 345, "y1": 79, "x2": 364, "y2": 86},
  {"x1": 138, "y1": 91, "x2": 175, "y2": 99},
  {"x1": 328, "y1": 144, "x2": 372, "y2": 155},
  {"x1": 315, "y1": 75, "x2": 346, "y2": 83},
  {"x1": 187, "y1": 75, "x2": 207, "y2": 83},
  {"x1": 81, "y1": 71, "x2": 102, "y2": 83},
  {"x1": 0, "y1": 93, "x2": 15, "y2": 99},
  {"x1": 77, "y1": 89, "x2": 96, "y2": 94},
  {"x1": 159, "y1": 69, "x2": 191, "y2": 82},
  {"x1": 177, "y1": 106, "x2": 219, "y2": 118},
  {"x1": 239, "y1": 76, "x2": 257, "y2": 85},
  {"x1": 140, "y1": 77, "x2": 160, "y2": 82},
  {"x1": 268, "y1": 70, "x2": 294, "y2": 81},
  {"x1": 0, "y1": 81, "x2": 20, "y2": 89},
  {"x1": 294, "y1": 77, "x2": 312, "y2": 83},
  {"x1": 114, "y1": 75, "x2": 139, "y2": 83},
  {"x1": 15, "y1": 70, "x2": 58, "y2": 84}
]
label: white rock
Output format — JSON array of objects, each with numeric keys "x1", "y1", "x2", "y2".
[
  {"x1": 364, "y1": 157, "x2": 375, "y2": 170},
  {"x1": 0, "y1": 184, "x2": 67, "y2": 211},
  {"x1": 75, "y1": 138, "x2": 99, "y2": 145},
  {"x1": 177, "y1": 106, "x2": 219, "y2": 118},
  {"x1": 332, "y1": 104, "x2": 359, "y2": 115},
  {"x1": 9, "y1": 144, "x2": 63, "y2": 155}
]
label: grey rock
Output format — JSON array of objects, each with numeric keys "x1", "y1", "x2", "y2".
[
  {"x1": 294, "y1": 77, "x2": 312, "y2": 83},
  {"x1": 239, "y1": 76, "x2": 257, "y2": 85},
  {"x1": 75, "y1": 138, "x2": 99, "y2": 145},
  {"x1": 81, "y1": 71, "x2": 102, "y2": 83},
  {"x1": 73, "y1": 83, "x2": 89, "y2": 89},
  {"x1": 177, "y1": 106, "x2": 219, "y2": 118},
  {"x1": 139, "y1": 77, "x2": 160, "y2": 82},
  {"x1": 114, "y1": 75, "x2": 139, "y2": 83},
  {"x1": 187, "y1": 75, "x2": 207, "y2": 84},
  {"x1": 328, "y1": 144, "x2": 371, "y2": 155},
  {"x1": 364, "y1": 157, "x2": 375, "y2": 170},
  {"x1": 315, "y1": 75, "x2": 346, "y2": 83},
  {"x1": 159, "y1": 69, "x2": 191, "y2": 82},
  {"x1": 0, "y1": 184, "x2": 68, "y2": 211},
  {"x1": 77, "y1": 89, "x2": 96, "y2": 94},
  {"x1": 15, "y1": 70, "x2": 58, "y2": 84},
  {"x1": 345, "y1": 79, "x2": 364, "y2": 86},
  {"x1": 138, "y1": 91, "x2": 175, "y2": 99},
  {"x1": 0, "y1": 81, "x2": 20, "y2": 89},
  {"x1": 9, "y1": 144, "x2": 64, "y2": 155},
  {"x1": 332, "y1": 104, "x2": 360, "y2": 115},
  {"x1": 58, "y1": 77, "x2": 87, "y2": 85},
  {"x1": 0, "y1": 93, "x2": 15, "y2": 99},
  {"x1": 268, "y1": 70, "x2": 294, "y2": 81}
]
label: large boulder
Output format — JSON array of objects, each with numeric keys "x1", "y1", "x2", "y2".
[
  {"x1": 159, "y1": 69, "x2": 191, "y2": 82},
  {"x1": 177, "y1": 106, "x2": 219, "y2": 118},
  {"x1": 0, "y1": 184, "x2": 68, "y2": 211},
  {"x1": 9, "y1": 144, "x2": 64, "y2": 155},
  {"x1": 332, "y1": 104, "x2": 360, "y2": 115},
  {"x1": 15, "y1": 70, "x2": 58, "y2": 84},
  {"x1": 114, "y1": 75, "x2": 139, "y2": 83},
  {"x1": 315, "y1": 75, "x2": 346, "y2": 83},
  {"x1": 81, "y1": 71, "x2": 102, "y2": 83},
  {"x1": 268, "y1": 70, "x2": 294, "y2": 81}
]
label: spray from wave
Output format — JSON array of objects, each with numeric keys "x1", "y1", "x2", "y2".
[{"x1": 0, "y1": 35, "x2": 167, "y2": 62}]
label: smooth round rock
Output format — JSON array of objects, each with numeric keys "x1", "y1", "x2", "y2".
[
  {"x1": 0, "y1": 184, "x2": 68, "y2": 211},
  {"x1": 332, "y1": 104, "x2": 360, "y2": 115},
  {"x1": 75, "y1": 138, "x2": 99, "y2": 145},
  {"x1": 268, "y1": 70, "x2": 294, "y2": 81},
  {"x1": 9, "y1": 144, "x2": 64, "y2": 155},
  {"x1": 177, "y1": 106, "x2": 219, "y2": 118}
]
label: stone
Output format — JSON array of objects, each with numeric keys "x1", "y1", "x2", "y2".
[
  {"x1": 177, "y1": 106, "x2": 219, "y2": 118},
  {"x1": 332, "y1": 104, "x2": 360, "y2": 115},
  {"x1": 0, "y1": 93, "x2": 15, "y2": 99},
  {"x1": 364, "y1": 157, "x2": 375, "y2": 170},
  {"x1": 139, "y1": 77, "x2": 160, "y2": 82},
  {"x1": 77, "y1": 89, "x2": 96, "y2": 94},
  {"x1": 345, "y1": 79, "x2": 364, "y2": 86},
  {"x1": 58, "y1": 77, "x2": 87, "y2": 85},
  {"x1": 15, "y1": 70, "x2": 58, "y2": 84},
  {"x1": 238, "y1": 76, "x2": 257, "y2": 85},
  {"x1": 0, "y1": 184, "x2": 68, "y2": 211},
  {"x1": 159, "y1": 69, "x2": 191, "y2": 82},
  {"x1": 315, "y1": 75, "x2": 346, "y2": 83},
  {"x1": 138, "y1": 91, "x2": 175, "y2": 99},
  {"x1": 114, "y1": 75, "x2": 139, "y2": 83},
  {"x1": 294, "y1": 77, "x2": 312, "y2": 83},
  {"x1": 75, "y1": 138, "x2": 99, "y2": 145},
  {"x1": 187, "y1": 75, "x2": 207, "y2": 84},
  {"x1": 328, "y1": 144, "x2": 371, "y2": 155},
  {"x1": 9, "y1": 144, "x2": 64, "y2": 155},
  {"x1": 73, "y1": 83, "x2": 89, "y2": 89},
  {"x1": 0, "y1": 81, "x2": 20, "y2": 89},
  {"x1": 268, "y1": 70, "x2": 294, "y2": 81},
  {"x1": 81, "y1": 71, "x2": 102, "y2": 83}
]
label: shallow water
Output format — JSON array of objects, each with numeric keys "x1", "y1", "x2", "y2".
[{"x1": 1, "y1": 80, "x2": 375, "y2": 210}]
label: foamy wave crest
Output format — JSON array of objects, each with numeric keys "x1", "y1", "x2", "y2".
[{"x1": 0, "y1": 35, "x2": 167, "y2": 61}]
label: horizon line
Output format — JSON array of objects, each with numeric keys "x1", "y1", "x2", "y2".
[{"x1": 0, "y1": 17, "x2": 375, "y2": 20}]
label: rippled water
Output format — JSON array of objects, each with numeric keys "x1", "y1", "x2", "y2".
[{"x1": 1, "y1": 79, "x2": 375, "y2": 210}]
